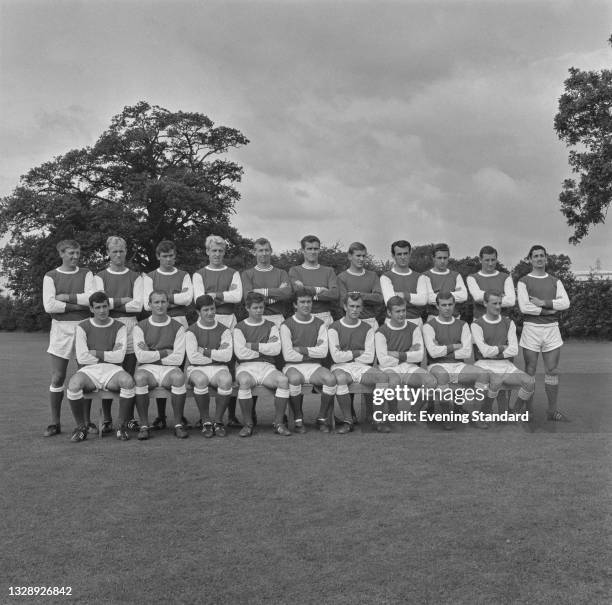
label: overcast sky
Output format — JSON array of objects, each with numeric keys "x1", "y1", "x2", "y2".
[{"x1": 1, "y1": 0, "x2": 610, "y2": 270}]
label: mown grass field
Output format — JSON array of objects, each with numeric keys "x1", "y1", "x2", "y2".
[{"x1": 2, "y1": 333, "x2": 611, "y2": 604}]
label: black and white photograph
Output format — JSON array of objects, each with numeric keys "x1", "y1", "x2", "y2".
[{"x1": 1, "y1": 1, "x2": 611, "y2": 603}]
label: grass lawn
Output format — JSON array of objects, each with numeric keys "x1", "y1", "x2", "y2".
[{"x1": 2, "y1": 334, "x2": 611, "y2": 604}]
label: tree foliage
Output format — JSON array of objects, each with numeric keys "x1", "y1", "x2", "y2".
[
  {"x1": 0, "y1": 101, "x2": 252, "y2": 301},
  {"x1": 554, "y1": 36, "x2": 612, "y2": 244}
]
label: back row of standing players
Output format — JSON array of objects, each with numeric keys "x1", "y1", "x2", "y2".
[{"x1": 42, "y1": 233, "x2": 570, "y2": 441}]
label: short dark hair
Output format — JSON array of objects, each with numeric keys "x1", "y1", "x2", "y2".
[
  {"x1": 435, "y1": 290, "x2": 455, "y2": 304},
  {"x1": 300, "y1": 235, "x2": 320, "y2": 249},
  {"x1": 343, "y1": 292, "x2": 363, "y2": 306},
  {"x1": 245, "y1": 291, "x2": 266, "y2": 308},
  {"x1": 479, "y1": 245, "x2": 498, "y2": 258},
  {"x1": 391, "y1": 240, "x2": 411, "y2": 255},
  {"x1": 89, "y1": 291, "x2": 109, "y2": 306},
  {"x1": 195, "y1": 294, "x2": 215, "y2": 310},
  {"x1": 483, "y1": 290, "x2": 503, "y2": 303},
  {"x1": 432, "y1": 243, "x2": 450, "y2": 256},
  {"x1": 253, "y1": 238, "x2": 271, "y2": 249},
  {"x1": 156, "y1": 240, "x2": 176, "y2": 255},
  {"x1": 292, "y1": 288, "x2": 313, "y2": 304},
  {"x1": 348, "y1": 242, "x2": 367, "y2": 255},
  {"x1": 56, "y1": 239, "x2": 80, "y2": 254},
  {"x1": 149, "y1": 289, "x2": 169, "y2": 303},
  {"x1": 386, "y1": 295, "x2": 406, "y2": 312},
  {"x1": 528, "y1": 244, "x2": 547, "y2": 259}
]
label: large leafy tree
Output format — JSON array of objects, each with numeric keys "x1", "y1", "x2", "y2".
[
  {"x1": 554, "y1": 36, "x2": 612, "y2": 244},
  {"x1": 0, "y1": 101, "x2": 251, "y2": 303}
]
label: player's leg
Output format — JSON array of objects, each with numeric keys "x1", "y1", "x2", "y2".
[
  {"x1": 542, "y1": 347, "x2": 567, "y2": 421},
  {"x1": 457, "y1": 364, "x2": 492, "y2": 426},
  {"x1": 45, "y1": 354, "x2": 69, "y2": 436},
  {"x1": 161, "y1": 369, "x2": 188, "y2": 438},
  {"x1": 285, "y1": 368, "x2": 306, "y2": 433},
  {"x1": 428, "y1": 365, "x2": 454, "y2": 430},
  {"x1": 66, "y1": 371, "x2": 97, "y2": 442},
  {"x1": 209, "y1": 369, "x2": 234, "y2": 437},
  {"x1": 333, "y1": 369, "x2": 354, "y2": 433},
  {"x1": 262, "y1": 370, "x2": 291, "y2": 436},
  {"x1": 521, "y1": 347, "x2": 539, "y2": 428},
  {"x1": 236, "y1": 370, "x2": 257, "y2": 437},
  {"x1": 310, "y1": 367, "x2": 337, "y2": 433},
  {"x1": 360, "y1": 368, "x2": 389, "y2": 424},
  {"x1": 189, "y1": 369, "x2": 213, "y2": 437},
  {"x1": 133, "y1": 368, "x2": 157, "y2": 440},
  {"x1": 121, "y1": 353, "x2": 139, "y2": 431},
  {"x1": 105, "y1": 370, "x2": 136, "y2": 440},
  {"x1": 498, "y1": 369, "x2": 536, "y2": 425}
]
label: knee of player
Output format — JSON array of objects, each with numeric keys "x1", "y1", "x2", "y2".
[
  {"x1": 523, "y1": 374, "x2": 536, "y2": 391},
  {"x1": 544, "y1": 367, "x2": 560, "y2": 377},
  {"x1": 237, "y1": 374, "x2": 251, "y2": 388},
  {"x1": 277, "y1": 375, "x2": 290, "y2": 390},
  {"x1": 321, "y1": 372, "x2": 336, "y2": 388},
  {"x1": 169, "y1": 369, "x2": 185, "y2": 386},
  {"x1": 188, "y1": 370, "x2": 205, "y2": 386},
  {"x1": 489, "y1": 374, "x2": 503, "y2": 391},
  {"x1": 287, "y1": 373, "x2": 302, "y2": 386},
  {"x1": 334, "y1": 371, "x2": 349, "y2": 386},
  {"x1": 423, "y1": 373, "x2": 437, "y2": 389},
  {"x1": 134, "y1": 371, "x2": 149, "y2": 387},
  {"x1": 51, "y1": 370, "x2": 66, "y2": 387},
  {"x1": 67, "y1": 374, "x2": 82, "y2": 391},
  {"x1": 117, "y1": 372, "x2": 135, "y2": 389},
  {"x1": 218, "y1": 372, "x2": 233, "y2": 390}
]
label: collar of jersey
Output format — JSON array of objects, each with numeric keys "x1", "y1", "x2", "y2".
[
  {"x1": 391, "y1": 267, "x2": 412, "y2": 276},
  {"x1": 245, "y1": 318, "x2": 265, "y2": 326},
  {"x1": 430, "y1": 268, "x2": 450, "y2": 275},
  {"x1": 340, "y1": 318, "x2": 362, "y2": 328},
  {"x1": 292, "y1": 314, "x2": 314, "y2": 324},
  {"x1": 197, "y1": 319, "x2": 218, "y2": 329},
  {"x1": 385, "y1": 319, "x2": 408, "y2": 330},
  {"x1": 477, "y1": 270, "x2": 499, "y2": 277},
  {"x1": 106, "y1": 267, "x2": 129, "y2": 275},
  {"x1": 148, "y1": 316, "x2": 171, "y2": 326},
  {"x1": 206, "y1": 265, "x2": 228, "y2": 271},
  {"x1": 347, "y1": 268, "x2": 365, "y2": 276},
  {"x1": 527, "y1": 272, "x2": 549, "y2": 279},
  {"x1": 300, "y1": 264, "x2": 320, "y2": 270},
  {"x1": 57, "y1": 267, "x2": 80, "y2": 274},
  {"x1": 90, "y1": 318, "x2": 114, "y2": 327},
  {"x1": 157, "y1": 268, "x2": 177, "y2": 275},
  {"x1": 434, "y1": 316, "x2": 455, "y2": 325},
  {"x1": 482, "y1": 315, "x2": 502, "y2": 324},
  {"x1": 254, "y1": 265, "x2": 273, "y2": 272}
]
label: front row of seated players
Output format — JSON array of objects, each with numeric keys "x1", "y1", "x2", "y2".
[{"x1": 63, "y1": 288, "x2": 555, "y2": 441}]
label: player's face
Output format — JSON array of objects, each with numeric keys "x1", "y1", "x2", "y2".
[
  {"x1": 60, "y1": 247, "x2": 80, "y2": 269},
  {"x1": 157, "y1": 250, "x2": 176, "y2": 271},
  {"x1": 485, "y1": 296, "x2": 502, "y2": 317},
  {"x1": 90, "y1": 300, "x2": 110, "y2": 322},
  {"x1": 344, "y1": 298, "x2": 363, "y2": 321},
  {"x1": 254, "y1": 244, "x2": 272, "y2": 266},
  {"x1": 436, "y1": 297, "x2": 455, "y2": 320},
  {"x1": 247, "y1": 301, "x2": 265, "y2": 321},
  {"x1": 529, "y1": 249, "x2": 547, "y2": 270},
  {"x1": 480, "y1": 253, "x2": 497, "y2": 274},
  {"x1": 294, "y1": 295, "x2": 313, "y2": 319},
  {"x1": 207, "y1": 244, "x2": 226, "y2": 267},
  {"x1": 150, "y1": 293, "x2": 169, "y2": 317},
  {"x1": 108, "y1": 244, "x2": 127, "y2": 268},
  {"x1": 349, "y1": 250, "x2": 367, "y2": 270},
  {"x1": 199, "y1": 304, "x2": 216, "y2": 325},
  {"x1": 302, "y1": 242, "x2": 320, "y2": 264},
  {"x1": 393, "y1": 246, "x2": 411, "y2": 269},
  {"x1": 388, "y1": 303, "x2": 406, "y2": 325},
  {"x1": 433, "y1": 251, "x2": 449, "y2": 271}
]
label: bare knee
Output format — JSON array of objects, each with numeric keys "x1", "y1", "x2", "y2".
[
  {"x1": 217, "y1": 372, "x2": 233, "y2": 390},
  {"x1": 134, "y1": 371, "x2": 149, "y2": 387},
  {"x1": 51, "y1": 371, "x2": 66, "y2": 388},
  {"x1": 117, "y1": 372, "x2": 135, "y2": 389}
]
